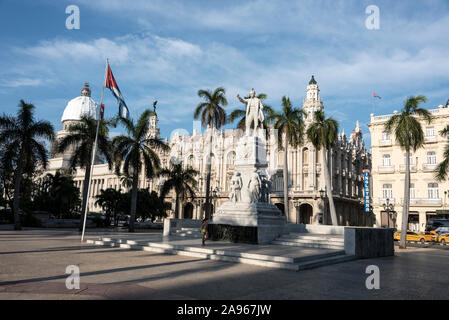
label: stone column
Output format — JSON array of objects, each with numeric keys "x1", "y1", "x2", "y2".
[{"x1": 419, "y1": 211, "x2": 427, "y2": 232}]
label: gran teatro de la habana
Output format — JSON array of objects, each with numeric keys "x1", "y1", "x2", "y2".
[{"x1": 45, "y1": 77, "x2": 373, "y2": 227}]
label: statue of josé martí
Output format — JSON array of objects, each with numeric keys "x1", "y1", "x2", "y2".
[{"x1": 237, "y1": 88, "x2": 264, "y2": 135}]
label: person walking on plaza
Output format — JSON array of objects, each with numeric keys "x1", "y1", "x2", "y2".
[{"x1": 201, "y1": 218, "x2": 209, "y2": 246}]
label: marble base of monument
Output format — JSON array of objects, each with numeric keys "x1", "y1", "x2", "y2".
[{"x1": 209, "y1": 202, "x2": 286, "y2": 244}]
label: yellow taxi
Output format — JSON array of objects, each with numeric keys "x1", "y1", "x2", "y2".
[
  {"x1": 435, "y1": 233, "x2": 449, "y2": 245},
  {"x1": 393, "y1": 231, "x2": 427, "y2": 243},
  {"x1": 421, "y1": 231, "x2": 437, "y2": 242}
]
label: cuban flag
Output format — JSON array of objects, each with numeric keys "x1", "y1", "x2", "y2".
[
  {"x1": 105, "y1": 63, "x2": 129, "y2": 119},
  {"x1": 373, "y1": 93, "x2": 382, "y2": 99}
]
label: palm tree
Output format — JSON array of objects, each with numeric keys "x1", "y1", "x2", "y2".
[
  {"x1": 436, "y1": 125, "x2": 449, "y2": 182},
  {"x1": 306, "y1": 110, "x2": 339, "y2": 226},
  {"x1": 58, "y1": 114, "x2": 112, "y2": 230},
  {"x1": 193, "y1": 87, "x2": 228, "y2": 219},
  {"x1": 228, "y1": 93, "x2": 275, "y2": 133},
  {"x1": 385, "y1": 95, "x2": 431, "y2": 249},
  {"x1": 112, "y1": 109, "x2": 169, "y2": 232},
  {"x1": 268, "y1": 96, "x2": 305, "y2": 221},
  {"x1": 160, "y1": 161, "x2": 198, "y2": 218},
  {"x1": 95, "y1": 188, "x2": 123, "y2": 226},
  {"x1": 0, "y1": 100, "x2": 55, "y2": 230}
]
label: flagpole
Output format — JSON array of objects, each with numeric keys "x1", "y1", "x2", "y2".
[{"x1": 81, "y1": 58, "x2": 108, "y2": 242}]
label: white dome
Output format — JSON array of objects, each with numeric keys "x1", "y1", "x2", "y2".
[{"x1": 61, "y1": 95, "x2": 98, "y2": 122}]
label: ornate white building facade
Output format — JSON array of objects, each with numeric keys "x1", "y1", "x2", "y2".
[
  {"x1": 369, "y1": 103, "x2": 449, "y2": 232},
  {"x1": 45, "y1": 78, "x2": 372, "y2": 226}
]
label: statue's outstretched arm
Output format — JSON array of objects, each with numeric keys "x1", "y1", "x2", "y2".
[{"x1": 237, "y1": 94, "x2": 246, "y2": 104}]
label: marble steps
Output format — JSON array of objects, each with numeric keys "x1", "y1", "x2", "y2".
[
  {"x1": 280, "y1": 233, "x2": 345, "y2": 243},
  {"x1": 86, "y1": 238, "x2": 354, "y2": 271},
  {"x1": 272, "y1": 233, "x2": 345, "y2": 250}
]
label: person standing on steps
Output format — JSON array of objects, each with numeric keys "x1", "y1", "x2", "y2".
[{"x1": 201, "y1": 218, "x2": 209, "y2": 246}]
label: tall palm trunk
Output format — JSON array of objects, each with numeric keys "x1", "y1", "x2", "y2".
[
  {"x1": 283, "y1": 137, "x2": 289, "y2": 221},
  {"x1": 79, "y1": 162, "x2": 91, "y2": 231},
  {"x1": 129, "y1": 172, "x2": 138, "y2": 232},
  {"x1": 175, "y1": 192, "x2": 180, "y2": 219},
  {"x1": 205, "y1": 132, "x2": 213, "y2": 219},
  {"x1": 322, "y1": 148, "x2": 338, "y2": 225},
  {"x1": 400, "y1": 148, "x2": 411, "y2": 248},
  {"x1": 12, "y1": 150, "x2": 24, "y2": 230}
]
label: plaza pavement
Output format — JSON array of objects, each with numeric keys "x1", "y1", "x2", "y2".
[{"x1": 0, "y1": 227, "x2": 448, "y2": 300}]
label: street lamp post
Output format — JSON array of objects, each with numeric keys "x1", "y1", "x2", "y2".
[
  {"x1": 319, "y1": 189, "x2": 326, "y2": 224},
  {"x1": 382, "y1": 198, "x2": 394, "y2": 228},
  {"x1": 211, "y1": 187, "x2": 219, "y2": 219}
]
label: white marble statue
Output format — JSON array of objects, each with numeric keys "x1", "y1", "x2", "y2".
[
  {"x1": 237, "y1": 88, "x2": 264, "y2": 135},
  {"x1": 248, "y1": 169, "x2": 262, "y2": 203},
  {"x1": 229, "y1": 172, "x2": 243, "y2": 203}
]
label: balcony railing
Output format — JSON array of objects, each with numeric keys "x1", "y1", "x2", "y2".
[
  {"x1": 422, "y1": 163, "x2": 438, "y2": 171},
  {"x1": 401, "y1": 198, "x2": 442, "y2": 206},
  {"x1": 424, "y1": 136, "x2": 437, "y2": 143},
  {"x1": 399, "y1": 164, "x2": 417, "y2": 172},
  {"x1": 378, "y1": 165, "x2": 395, "y2": 173},
  {"x1": 379, "y1": 139, "x2": 392, "y2": 146}
]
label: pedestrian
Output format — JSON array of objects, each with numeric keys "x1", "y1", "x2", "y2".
[{"x1": 200, "y1": 218, "x2": 209, "y2": 246}]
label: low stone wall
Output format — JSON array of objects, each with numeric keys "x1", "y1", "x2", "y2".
[
  {"x1": 287, "y1": 223, "x2": 345, "y2": 235},
  {"x1": 344, "y1": 227, "x2": 394, "y2": 258},
  {"x1": 163, "y1": 218, "x2": 202, "y2": 236}
]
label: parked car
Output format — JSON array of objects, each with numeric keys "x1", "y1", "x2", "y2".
[
  {"x1": 421, "y1": 231, "x2": 437, "y2": 242},
  {"x1": 394, "y1": 231, "x2": 426, "y2": 243},
  {"x1": 433, "y1": 233, "x2": 449, "y2": 244}
]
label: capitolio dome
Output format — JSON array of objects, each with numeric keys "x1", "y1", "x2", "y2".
[{"x1": 61, "y1": 83, "x2": 98, "y2": 122}]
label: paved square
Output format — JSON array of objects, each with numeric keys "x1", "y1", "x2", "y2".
[{"x1": 1, "y1": 228, "x2": 448, "y2": 299}]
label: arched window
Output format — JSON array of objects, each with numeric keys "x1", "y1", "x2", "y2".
[
  {"x1": 382, "y1": 154, "x2": 391, "y2": 167},
  {"x1": 187, "y1": 154, "x2": 194, "y2": 168},
  {"x1": 428, "y1": 183, "x2": 439, "y2": 199},
  {"x1": 382, "y1": 184, "x2": 393, "y2": 200},
  {"x1": 427, "y1": 151, "x2": 436, "y2": 165}
]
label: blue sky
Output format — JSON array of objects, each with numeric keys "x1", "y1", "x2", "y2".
[{"x1": 1, "y1": 0, "x2": 449, "y2": 148}]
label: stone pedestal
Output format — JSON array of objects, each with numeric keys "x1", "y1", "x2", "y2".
[{"x1": 209, "y1": 133, "x2": 286, "y2": 244}]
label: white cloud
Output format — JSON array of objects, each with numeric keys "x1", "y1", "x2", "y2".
[{"x1": 0, "y1": 77, "x2": 48, "y2": 87}]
